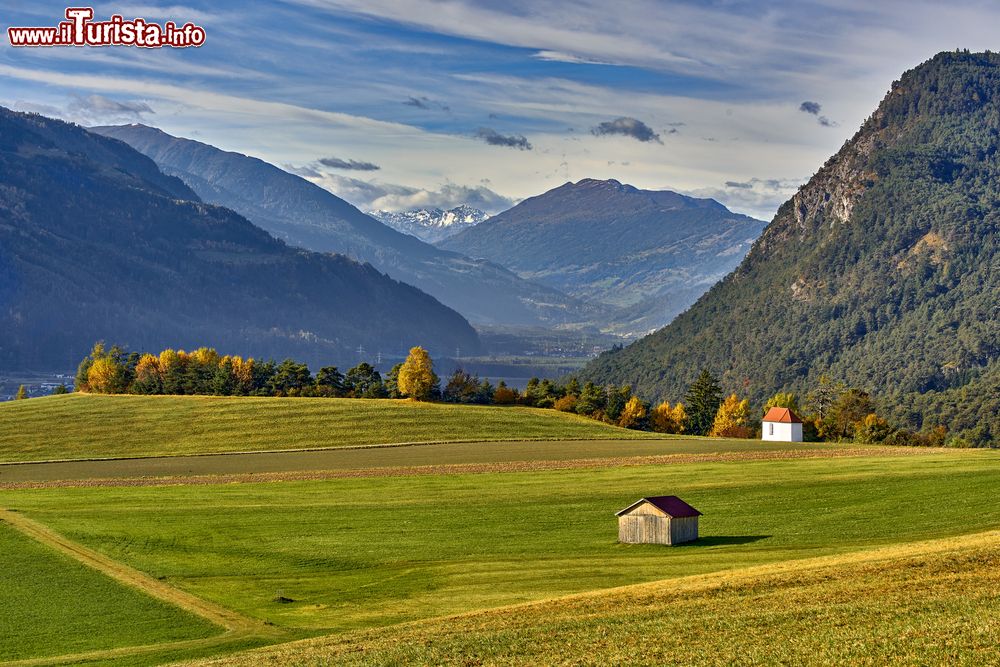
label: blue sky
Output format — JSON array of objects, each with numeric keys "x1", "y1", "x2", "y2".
[{"x1": 3, "y1": 1, "x2": 1000, "y2": 218}]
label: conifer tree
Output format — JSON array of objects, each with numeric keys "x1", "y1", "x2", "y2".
[{"x1": 684, "y1": 370, "x2": 723, "y2": 436}]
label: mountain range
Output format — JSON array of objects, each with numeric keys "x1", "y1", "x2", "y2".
[
  {"x1": 579, "y1": 52, "x2": 1000, "y2": 443},
  {"x1": 91, "y1": 125, "x2": 593, "y2": 328},
  {"x1": 0, "y1": 107, "x2": 480, "y2": 370},
  {"x1": 440, "y1": 179, "x2": 766, "y2": 333},
  {"x1": 369, "y1": 205, "x2": 488, "y2": 243}
]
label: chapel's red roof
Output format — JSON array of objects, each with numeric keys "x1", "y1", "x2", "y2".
[{"x1": 762, "y1": 407, "x2": 803, "y2": 424}]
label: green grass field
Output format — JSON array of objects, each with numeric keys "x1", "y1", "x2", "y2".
[
  {"x1": 0, "y1": 520, "x2": 217, "y2": 662},
  {"x1": 3, "y1": 451, "x2": 998, "y2": 642},
  {"x1": 0, "y1": 394, "x2": 661, "y2": 463},
  {"x1": 1, "y1": 394, "x2": 997, "y2": 665},
  {"x1": 201, "y1": 532, "x2": 1000, "y2": 666}
]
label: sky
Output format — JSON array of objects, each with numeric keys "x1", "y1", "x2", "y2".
[{"x1": 2, "y1": 1, "x2": 1000, "y2": 219}]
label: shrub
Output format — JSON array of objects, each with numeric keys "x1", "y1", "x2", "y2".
[{"x1": 553, "y1": 395, "x2": 577, "y2": 412}]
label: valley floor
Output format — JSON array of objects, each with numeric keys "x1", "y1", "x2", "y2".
[{"x1": 0, "y1": 396, "x2": 997, "y2": 665}]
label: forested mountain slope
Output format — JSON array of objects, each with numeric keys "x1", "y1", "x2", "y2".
[
  {"x1": 92, "y1": 125, "x2": 596, "y2": 327},
  {"x1": 441, "y1": 179, "x2": 765, "y2": 332},
  {"x1": 0, "y1": 108, "x2": 480, "y2": 369},
  {"x1": 580, "y1": 52, "x2": 1000, "y2": 442}
]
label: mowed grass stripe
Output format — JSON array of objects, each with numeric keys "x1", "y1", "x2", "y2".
[
  {"x1": 0, "y1": 438, "x2": 859, "y2": 485},
  {"x1": 0, "y1": 518, "x2": 218, "y2": 662},
  {"x1": 0, "y1": 394, "x2": 662, "y2": 463},
  {"x1": 1, "y1": 444, "x2": 930, "y2": 488},
  {"x1": 190, "y1": 530, "x2": 1000, "y2": 666}
]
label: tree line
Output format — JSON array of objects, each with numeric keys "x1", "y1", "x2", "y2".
[{"x1": 70, "y1": 343, "x2": 950, "y2": 443}]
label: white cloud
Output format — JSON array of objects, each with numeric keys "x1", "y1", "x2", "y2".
[
  {"x1": 99, "y1": 4, "x2": 220, "y2": 23},
  {"x1": 288, "y1": 169, "x2": 514, "y2": 213},
  {"x1": 531, "y1": 50, "x2": 617, "y2": 66},
  {"x1": 688, "y1": 178, "x2": 806, "y2": 221}
]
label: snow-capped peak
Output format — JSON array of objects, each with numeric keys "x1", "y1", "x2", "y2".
[{"x1": 368, "y1": 206, "x2": 489, "y2": 243}]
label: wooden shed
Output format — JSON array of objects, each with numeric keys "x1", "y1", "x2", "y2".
[{"x1": 615, "y1": 496, "x2": 701, "y2": 545}]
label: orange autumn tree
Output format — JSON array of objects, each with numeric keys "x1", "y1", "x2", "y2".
[{"x1": 710, "y1": 394, "x2": 753, "y2": 438}]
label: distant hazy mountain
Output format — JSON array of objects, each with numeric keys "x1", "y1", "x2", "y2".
[
  {"x1": 440, "y1": 179, "x2": 766, "y2": 333},
  {"x1": 580, "y1": 52, "x2": 1000, "y2": 443},
  {"x1": 0, "y1": 107, "x2": 480, "y2": 370},
  {"x1": 92, "y1": 125, "x2": 594, "y2": 328},
  {"x1": 369, "y1": 205, "x2": 488, "y2": 243}
]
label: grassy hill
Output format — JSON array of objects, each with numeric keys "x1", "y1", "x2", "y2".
[{"x1": 0, "y1": 394, "x2": 660, "y2": 462}]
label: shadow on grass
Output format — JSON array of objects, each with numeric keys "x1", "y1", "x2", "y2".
[{"x1": 678, "y1": 535, "x2": 772, "y2": 547}]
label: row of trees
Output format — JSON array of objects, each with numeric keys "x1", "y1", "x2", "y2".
[
  {"x1": 74, "y1": 343, "x2": 442, "y2": 400},
  {"x1": 678, "y1": 372, "x2": 953, "y2": 445},
  {"x1": 73, "y1": 343, "x2": 944, "y2": 443}
]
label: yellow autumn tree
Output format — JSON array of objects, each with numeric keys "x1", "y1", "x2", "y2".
[
  {"x1": 87, "y1": 356, "x2": 123, "y2": 394},
  {"x1": 230, "y1": 356, "x2": 255, "y2": 395},
  {"x1": 134, "y1": 353, "x2": 160, "y2": 379},
  {"x1": 158, "y1": 348, "x2": 182, "y2": 373},
  {"x1": 397, "y1": 346, "x2": 436, "y2": 400},
  {"x1": 764, "y1": 392, "x2": 800, "y2": 413},
  {"x1": 190, "y1": 347, "x2": 220, "y2": 367},
  {"x1": 710, "y1": 394, "x2": 752, "y2": 438},
  {"x1": 130, "y1": 353, "x2": 162, "y2": 393},
  {"x1": 618, "y1": 395, "x2": 647, "y2": 429},
  {"x1": 650, "y1": 401, "x2": 687, "y2": 434}
]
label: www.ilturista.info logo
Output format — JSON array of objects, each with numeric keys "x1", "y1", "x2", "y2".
[{"x1": 7, "y1": 7, "x2": 206, "y2": 48}]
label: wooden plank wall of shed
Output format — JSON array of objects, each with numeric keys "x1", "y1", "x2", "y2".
[
  {"x1": 618, "y1": 515, "x2": 670, "y2": 544},
  {"x1": 669, "y1": 516, "x2": 699, "y2": 544}
]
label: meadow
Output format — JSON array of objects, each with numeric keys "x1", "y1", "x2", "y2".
[
  {"x1": 1, "y1": 395, "x2": 998, "y2": 665},
  {"x1": 201, "y1": 531, "x2": 1000, "y2": 666},
  {"x1": 2, "y1": 451, "x2": 998, "y2": 646},
  {"x1": 0, "y1": 393, "x2": 661, "y2": 463},
  {"x1": 0, "y1": 520, "x2": 217, "y2": 663}
]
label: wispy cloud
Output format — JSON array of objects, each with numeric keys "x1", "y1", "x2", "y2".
[
  {"x1": 592, "y1": 117, "x2": 662, "y2": 144},
  {"x1": 11, "y1": 0, "x2": 1000, "y2": 224},
  {"x1": 8, "y1": 93, "x2": 154, "y2": 125},
  {"x1": 474, "y1": 127, "x2": 532, "y2": 150},
  {"x1": 690, "y1": 177, "x2": 805, "y2": 220},
  {"x1": 107, "y1": 4, "x2": 220, "y2": 22},
  {"x1": 531, "y1": 50, "x2": 615, "y2": 66},
  {"x1": 318, "y1": 156, "x2": 380, "y2": 171}
]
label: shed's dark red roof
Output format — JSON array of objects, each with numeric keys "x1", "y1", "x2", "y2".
[
  {"x1": 762, "y1": 407, "x2": 803, "y2": 424},
  {"x1": 615, "y1": 496, "x2": 702, "y2": 518}
]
